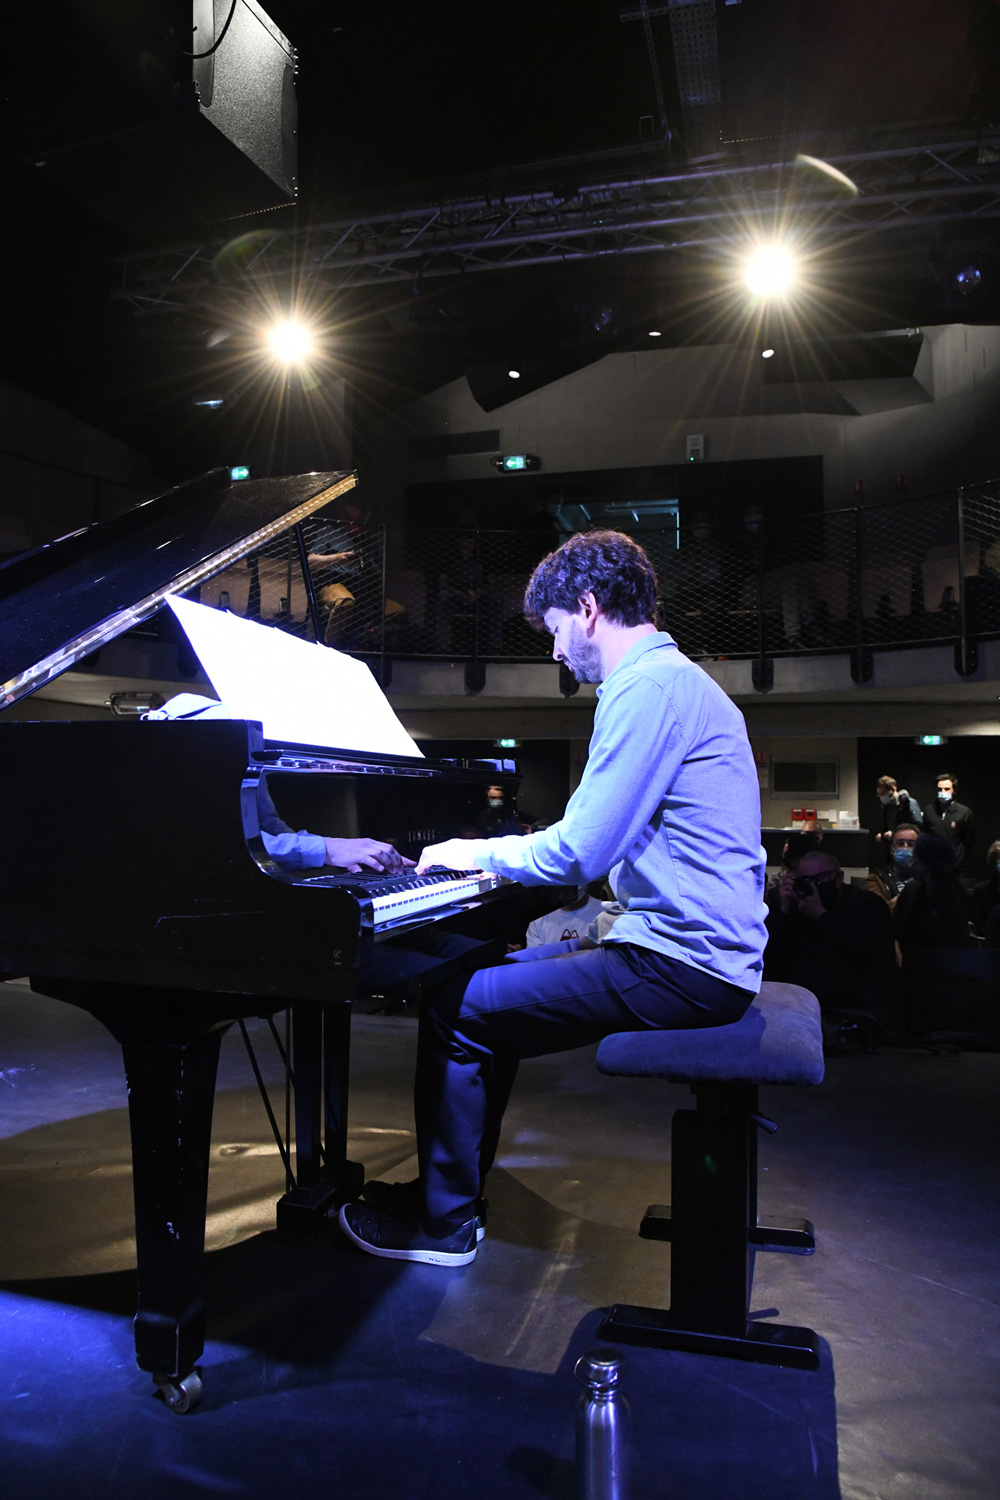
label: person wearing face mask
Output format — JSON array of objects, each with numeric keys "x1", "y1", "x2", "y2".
[
  {"x1": 475, "y1": 783, "x2": 518, "y2": 839},
  {"x1": 763, "y1": 849, "x2": 904, "y2": 1037},
  {"x1": 892, "y1": 832, "x2": 974, "y2": 952},
  {"x1": 868, "y1": 823, "x2": 920, "y2": 907},
  {"x1": 873, "y1": 776, "x2": 923, "y2": 854},
  {"x1": 922, "y1": 773, "x2": 975, "y2": 868}
]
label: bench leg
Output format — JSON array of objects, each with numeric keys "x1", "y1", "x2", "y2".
[
  {"x1": 600, "y1": 1082, "x2": 820, "y2": 1369},
  {"x1": 639, "y1": 1211, "x2": 815, "y2": 1253}
]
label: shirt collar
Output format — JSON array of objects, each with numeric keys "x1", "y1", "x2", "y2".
[{"x1": 597, "y1": 631, "x2": 676, "y2": 695}]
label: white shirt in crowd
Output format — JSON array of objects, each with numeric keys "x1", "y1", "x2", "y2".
[{"x1": 525, "y1": 895, "x2": 606, "y2": 947}]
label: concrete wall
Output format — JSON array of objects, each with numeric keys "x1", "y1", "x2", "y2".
[
  {"x1": 372, "y1": 322, "x2": 1000, "y2": 518},
  {"x1": 0, "y1": 377, "x2": 165, "y2": 550},
  {"x1": 749, "y1": 733, "x2": 859, "y2": 826}
]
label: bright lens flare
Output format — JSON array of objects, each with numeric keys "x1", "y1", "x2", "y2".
[
  {"x1": 744, "y1": 245, "x2": 798, "y2": 298},
  {"x1": 267, "y1": 318, "x2": 315, "y2": 363}
]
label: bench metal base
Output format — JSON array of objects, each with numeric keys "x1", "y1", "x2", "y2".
[
  {"x1": 639, "y1": 1204, "x2": 816, "y2": 1254},
  {"x1": 599, "y1": 1302, "x2": 821, "y2": 1370},
  {"x1": 611, "y1": 1080, "x2": 821, "y2": 1368}
]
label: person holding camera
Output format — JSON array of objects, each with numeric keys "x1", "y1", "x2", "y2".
[{"x1": 764, "y1": 848, "x2": 904, "y2": 1039}]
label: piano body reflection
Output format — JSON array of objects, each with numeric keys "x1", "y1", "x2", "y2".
[{"x1": 0, "y1": 469, "x2": 531, "y2": 1410}]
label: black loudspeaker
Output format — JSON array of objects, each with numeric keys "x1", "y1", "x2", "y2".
[{"x1": 12, "y1": 1, "x2": 296, "y2": 238}]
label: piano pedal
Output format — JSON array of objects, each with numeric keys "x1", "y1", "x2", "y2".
[{"x1": 277, "y1": 1163, "x2": 365, "y2": 1236}]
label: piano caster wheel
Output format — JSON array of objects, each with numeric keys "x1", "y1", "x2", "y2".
[{"x1": 154, "y1": 1369, "x2": 203, "y2": 1414}]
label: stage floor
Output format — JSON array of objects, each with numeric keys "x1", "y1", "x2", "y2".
[{"x1": 1, "y1": 978, "x2": 997, "y2": 1499}]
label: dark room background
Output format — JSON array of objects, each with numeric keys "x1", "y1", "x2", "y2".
[{"x1": 858, "y1": 736, "x2": 999, "y2": 879}]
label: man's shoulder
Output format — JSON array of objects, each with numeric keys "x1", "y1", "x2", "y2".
[
  {"x1": 618, "y1": 635, "x2": 729, "y2": 698},
  {"x1": 842, "y1": 883, "x2": 890, "y2": 913}
]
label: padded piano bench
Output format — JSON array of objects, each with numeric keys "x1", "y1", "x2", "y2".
[{"x1": 596, "y1": 981, "x2": 825, "y2": 1369}]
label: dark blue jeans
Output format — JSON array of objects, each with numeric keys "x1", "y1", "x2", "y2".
[{"x1": 414, "y1": 938, "x2": 753, "y2": 1231}]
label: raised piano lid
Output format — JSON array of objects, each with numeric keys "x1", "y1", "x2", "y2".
[{"x1": 0, "y1": 466, "x2": 357, "y2": 711}]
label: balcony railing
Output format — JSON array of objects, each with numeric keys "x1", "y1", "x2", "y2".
[{"x1": 180, "y1": 479, "x2": 1000, "y2": 689}]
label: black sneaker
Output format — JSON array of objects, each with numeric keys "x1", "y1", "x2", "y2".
[
  {"x1": 337, "y1": 1202, "x2": 478, "y2": 1266},
  {"x1": 362, "y1": 1177, "x2": 488, "y2": 1243}
]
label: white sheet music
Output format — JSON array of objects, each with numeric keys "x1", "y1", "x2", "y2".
[{"x1": 165, "y1": 595, "x2": 422, "y2": 758}]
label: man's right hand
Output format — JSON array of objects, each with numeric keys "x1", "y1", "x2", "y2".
[
  {"x1": 778, "y1": 871, "x2": 797, "y2": 914},
  {"x1": 415, "y1": 838, "x2": 484, "y2": 875}
]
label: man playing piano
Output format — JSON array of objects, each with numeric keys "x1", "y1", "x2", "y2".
[{"x1": 339, "y1": 530, "x2": 768, "y2": 1266}]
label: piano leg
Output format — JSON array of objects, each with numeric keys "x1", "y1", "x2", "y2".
[
  {"x1": 122, "y1": 1029, "x2": 223, "y2": 1408},
  {"x1": 275, "y1": 1001, "x2": 363, "y2": 1234},
  {"x1": 27, "y1": 979, "x2": 237, "y2": 1411}
]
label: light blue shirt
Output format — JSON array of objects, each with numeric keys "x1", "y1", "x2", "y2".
[
  {"x1": 468, "y1": 633, "x2": 767, "y2": 991},
  {"x1": 257, "y1": 778, "x2": 327, "y2": 870}
]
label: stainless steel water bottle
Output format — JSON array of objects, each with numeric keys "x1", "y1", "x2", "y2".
[{"x1": 574, "y1": 1347, "x2": 630, "y2": 1500}]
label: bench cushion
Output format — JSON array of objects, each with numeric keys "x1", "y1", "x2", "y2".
[{"x1": 595, "y1": 981, "x2": 824, "y2": 1086}]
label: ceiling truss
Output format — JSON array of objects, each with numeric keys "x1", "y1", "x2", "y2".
[{"x1": 114, "y1": 133, "x2": 1000, "y2": 317}]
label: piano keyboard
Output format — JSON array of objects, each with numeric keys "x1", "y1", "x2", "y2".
[{"x1": 301, "y1": 867, "x2": 505, "y2": 927}]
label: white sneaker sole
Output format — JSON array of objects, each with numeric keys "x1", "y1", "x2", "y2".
[{"x1": 337, "y1": 1205, "x2": 478, "y2": 1267}]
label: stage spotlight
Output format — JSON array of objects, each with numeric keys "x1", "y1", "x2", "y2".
[
  {"x1": 744, "y1": 244, "x2": 798, "y2": 297},
  {"x1": 648, "y1": 329, "x2": 662, "y2": 338},
  {"x1": 267, "y1": 318, "x2": 315, "y2": 363},
  {"x1": 508, "y1": 369, "x2": 521, "y2": 379},
  {"x1": 761, "y1": 348, "x2": 775, "y2": 359},
  {"x1": 955, "y1": 265, "x2": 982, "y2": 295}
]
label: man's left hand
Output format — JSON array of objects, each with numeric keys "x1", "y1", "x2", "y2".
[
  {"x1": 415, "y1": 838, "x2": 485, "y2": 875},
  {"x1": 324, "y1": 837, "x2": 415, "y2": 874}
]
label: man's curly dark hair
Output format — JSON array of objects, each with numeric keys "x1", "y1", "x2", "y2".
[{"x1": 522, "y1": 529, "x2": 658, "y2": 628}]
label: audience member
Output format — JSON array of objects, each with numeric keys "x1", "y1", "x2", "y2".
[
  {"x1": 873, "y1": 776, "x2": 923, "y2": 850},
  {"x1": 475, "y1": 783, "x2": 518, "y2": 839},
  {"x1": 970, "y1": 839, "x2": 1000, "y2": 936},
  {"x1": 868, "y1": 823, "x2": 919, "y2": 908},
  {"x1": 892, "y1": 832, "x2": 974, "y2": 951},
  {"x1": 764, "y1": 848, "x2": 905, "y2": 1038},
  {"x1": 765, "y1": 829, "x2": 824, "y2": 901},
  {"x1": 306, "y1": 499, "x2": 404, "y2": 645},
  {"x1": 525, "y1": 887, "x2": 605, "y2": 946},
  {"x1": 922, "y1": 773, "x2": 975, "y2": 868}
]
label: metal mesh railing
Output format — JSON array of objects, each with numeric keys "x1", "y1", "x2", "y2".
[{"x1": 178, "y1": 481, "x2": 1000, "y2": 668}]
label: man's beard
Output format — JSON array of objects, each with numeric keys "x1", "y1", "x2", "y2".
[{"x1": 563, "y1": 622, "x2": 602, "y2": 683}]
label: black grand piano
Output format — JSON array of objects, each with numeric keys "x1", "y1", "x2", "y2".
[{"x1": 0, "y1": 469, "x2": 531, "y2": 1411}]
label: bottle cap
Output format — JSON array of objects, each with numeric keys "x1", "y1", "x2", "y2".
[{"x1": 574, "y1": 1348, "x2": 624, "y2": 1392}]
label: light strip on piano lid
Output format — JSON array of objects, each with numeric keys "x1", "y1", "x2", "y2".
[{"x1": 0, "y1": 476, "x2": 357, "y2": 710}]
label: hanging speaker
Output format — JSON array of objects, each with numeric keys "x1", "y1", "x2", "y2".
[{"x1": 13, "y1": 1, "x2": 296, "y2": 238}]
